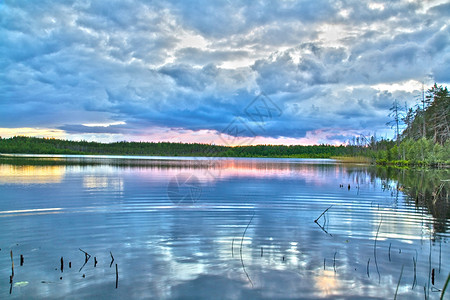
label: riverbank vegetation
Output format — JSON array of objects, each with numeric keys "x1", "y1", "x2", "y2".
[{"x1": 366, "y1": 83, "x2": 449, "y2": 167}]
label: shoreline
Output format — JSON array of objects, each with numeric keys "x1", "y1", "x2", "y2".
[{"x1": 1, "y1": 153, "x2": 448, "y2": 168}]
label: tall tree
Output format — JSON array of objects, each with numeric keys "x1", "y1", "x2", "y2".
[
  {"x1": 426, "y1": 83, "x2": 450, "y2": 144},
  {"x1": 387, "y1": 99, "x2": 402, "y2": 147}
]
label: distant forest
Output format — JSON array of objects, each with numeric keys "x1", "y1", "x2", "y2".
[
  {"x1": 0, "y1": 136, "x2": 359, "y2": 158},
  {"x1": 0, "y1": 83, "x2": 448, "y2": 166}
]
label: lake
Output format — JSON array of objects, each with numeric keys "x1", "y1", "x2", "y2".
[{"x1": 0, "y1": 155, "x2": 449, "y2": 299}]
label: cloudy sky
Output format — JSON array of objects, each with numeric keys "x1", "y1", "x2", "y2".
[{"x1": 1, "y1": 0, "x2": 449, "y2": 145}]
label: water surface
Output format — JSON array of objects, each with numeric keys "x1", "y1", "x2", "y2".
[{"x1": 0, "y1": 156, "x2": 448, "y2": 299}]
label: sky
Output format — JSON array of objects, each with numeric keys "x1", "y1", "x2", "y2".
[{"x1": 1, "y1": 0, "x2": 449, "y2": 146}]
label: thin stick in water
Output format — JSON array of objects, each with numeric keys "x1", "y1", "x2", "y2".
[
  {"x1": 389, "y1": 243, "x2": 391, "y2": 262},
  {"x1": 10, "y1": 250, "x2": 14, "y2": 295},
  {"x1": 367, "y1": 258, "x2": 370, "y2": 278},
  {"x1": 240, "y1": 212, "x2": 255, "y2": 288},
  {"x1": 79, "y1": 248, "x2": 91, "y2": 262},
  {"x1": 439, "y1": 241, "x2": 442, "y2": 273},
  {"x1": 333, "y1": 252, "x2": 337, "y2": 273},
  {"x1": 440, "y1": 273, "x2": 450, "y2": 300},
  {"x1": 110, "y1": 251, "x2": 115, "y2": 268},
  {"x1": 115, "y1": 263, "x2": 118, "y2": 289},
  {"x1": 394, "y1": 265, "x2": 404, "y2": 300},
  {"x1": 79, "y1": 249, "x2": 91, "y2": 272},
  {"x1": 314, "y1": 205, "x2": 333, "y2": 223},
  {"x1": 10, "y1": 250, "x2": 14, "y2": 278},
  {"x1": 231, "y1": 238, "x2": 234, "y2": 258},
  {"x1": 374, "y1": 217, "x2": 382, "y2": 283}
]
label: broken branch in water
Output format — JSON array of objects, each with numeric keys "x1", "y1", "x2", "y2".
[
  {"x1": 315, "y1": 221, "x2": 333, "y2": 236},
  {"x1": 110, "y1": 251, "x2": 115, "y2": 268},
  {"x1": 333, "y1": 252, "x2": 337, "y2": 273},
  {"x1": 10, "y1": 250, "x2": 14, "y2": 278},
  {"x1": 240, "y1": 212, "x2": 255, "y2": 288},
  {"x1": 394, "y1": 265, "x2": 404, "y2": 300},
  {"x1": 389, "y1": 243, "x2": 392, "y2": 262},
  {"x1": 374, "y1": 217, "x2": 382, "y2": 284},
  {"x1": 79, "y1": 248, "x2": 91, "y2": 262},
  {"x1": 78, "y1": 249, "x2": 91, "y2": 272},
  {"x1": 231, "y1": 238, "x2": 234, "y2": 258},
  {"x1": 441, "y1": 273, "x2": 450, "y2": 300},
  {"x1": 10, "y1": 250, "x2": 14, "y2": 294},
  {"x1": 412, "y1": 256, "x2": 417, "y2": 289},
  {"x1": 314, "y1": 205, "x2": 333, "y2": 223}
]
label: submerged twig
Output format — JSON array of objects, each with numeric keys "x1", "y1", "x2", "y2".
[
  {"x1": 315, "y1": 221, "x2": 333, "y2": 236},
  {"x1": 10, "y1": 251, "x2": 14, "y2": 294},
  {"x1": 79, "y1": 249, "x2": 91, "y2": 272},
  {"x1": 79, "y1": 248, "x2": 91, "y2": 262},
  {"x1": 441, "y1": 273, "x2": 450, "y2": 300},
  {"x1": 333, "y1": 252, "x2": 337, "y2": 273},
  {"x1": 10, "y1": 250, "x2": 14, "y2": 278},
  {"x1": 231, "y1": 238, "x2": 234, "y2": 258},
  {"x1": 412, "y1": 256, "x2": 417, "y2": 289},
  {"x1": 110, "y1": 251, "x2": 115, "y2": 268},
  {"x1": 388, "y1": 243, "x2": 391, "y2": 262},
  {"x1": 367, "y1": 258, "x2": 370, "y2": 278},
  {"x1": 240, "y1": 212, "x2": 255, "y2": 288},
  {"x1": 394, "y1": 265, "x2": 404, "y2": 300},
  {"x1": 115, "y1": 264, "x2": 118, "y2": 289},
  {"x1": 374, "y1": 217, "x2": 382, "y2": 284},
  {"x1": 314, "y1": 205, "x2": 333, "y2": 223}
]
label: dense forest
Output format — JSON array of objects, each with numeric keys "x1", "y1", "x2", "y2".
[
  {"x1": 0, "y1": 136, "x2": 358, "y2": 158},
  {"x1": 0, "y1": 83, "x2": 448, "y2": 166},
  {"x1": 366, "y1": 83, "x2": 449, "y2": 166}
]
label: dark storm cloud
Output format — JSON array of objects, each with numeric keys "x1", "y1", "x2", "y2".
[{"x1": 0, "y1": 0, "x2": 448, "y2": 143}]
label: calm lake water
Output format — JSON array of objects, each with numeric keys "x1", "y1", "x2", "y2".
[{"x1": 0, "y1": 156, "x2": 449, "y2": 299}]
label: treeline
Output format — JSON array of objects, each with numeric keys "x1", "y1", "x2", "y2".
[
  {"x1": 402, "y1": 83, "x2": 449, "y2": 144},
  {"x1": 0, "y1": 136, "x2": 360, "y2": 158},
  {"x1": 368, "y1": 83, "x2": 450, "y2": 166}
]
